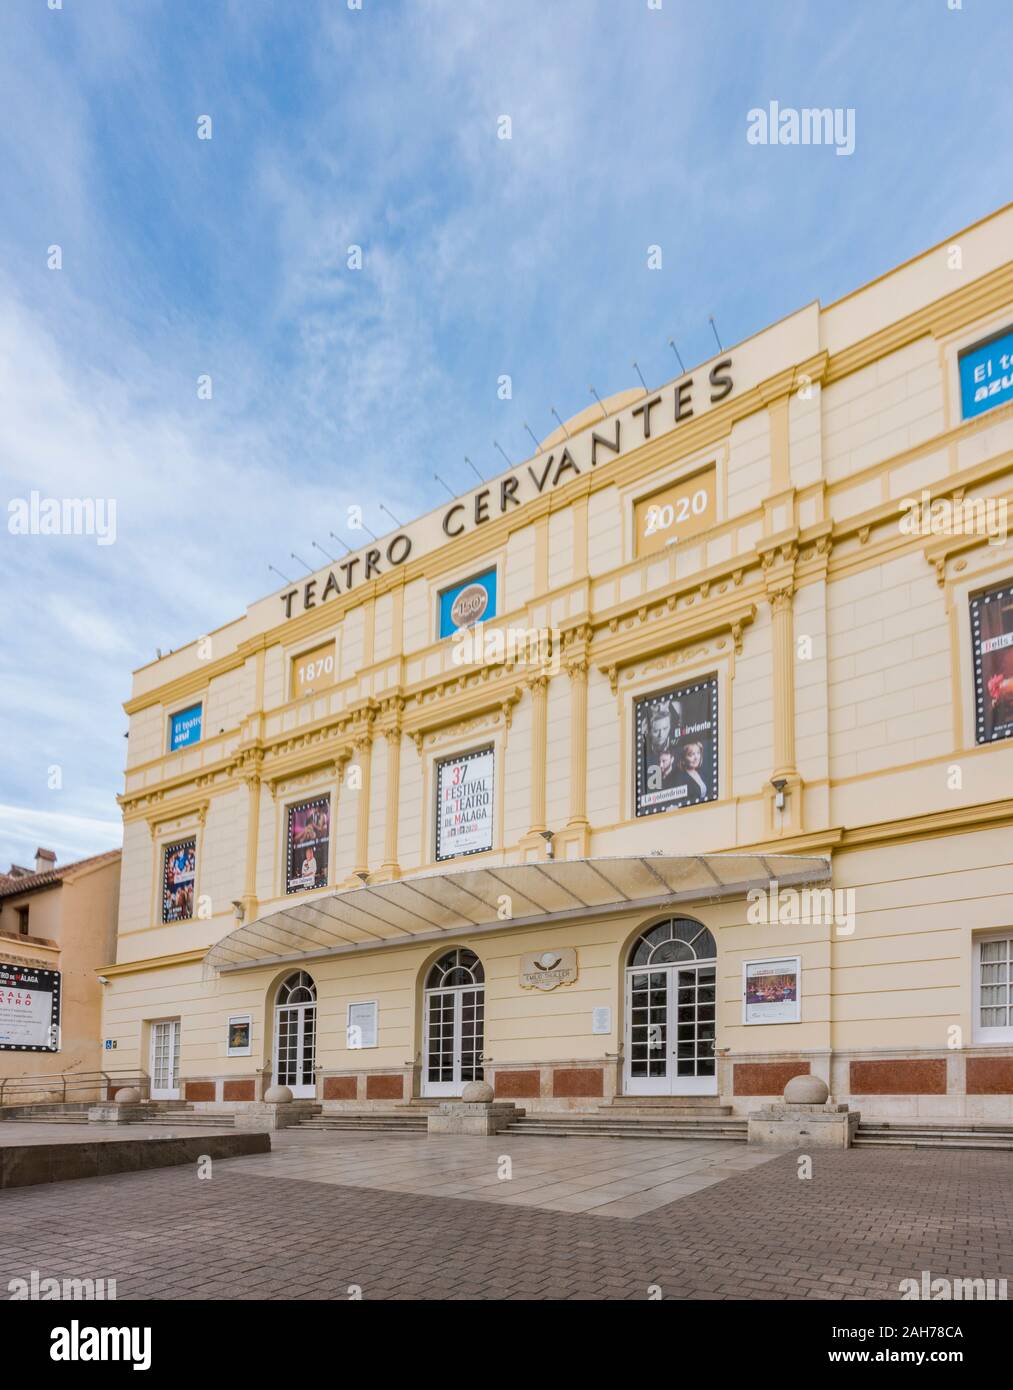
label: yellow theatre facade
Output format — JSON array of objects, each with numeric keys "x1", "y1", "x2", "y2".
[{"x1": 102, "y1": 203, "x2": 1013, "y2": 1120}]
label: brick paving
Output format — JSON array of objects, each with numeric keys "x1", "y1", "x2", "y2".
[{"x1": 1, "y1": 1137, "x2": 1010, "y2": 1300}]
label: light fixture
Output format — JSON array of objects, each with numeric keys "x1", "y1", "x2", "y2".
[
  {"x1": 539, "y1": 829, "x2": 555, "y2": 860},
  {"x1": 771, "y1": 777, "x2": 788, "y2": 812}
]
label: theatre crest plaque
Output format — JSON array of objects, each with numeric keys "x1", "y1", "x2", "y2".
[{"x1": 519, "y1": 948, "x2": 577, "y2": 992}]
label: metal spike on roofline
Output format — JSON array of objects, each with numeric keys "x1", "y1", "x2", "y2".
[
  {"x1": 493, "y1": 441, "x2": 512, "y2": 468},
  {"x1": 328, "y1": 532, "x2": 352, "y2": 554},
  {"x1": 522, "y1": 421, "x2": 542, "y2": 454},
  {"x1": 434, "y1": 473, "x2": 457, "y2": 499},
  {"x1": 709, "y1": 315, "x2": 722, "y2": 352},
  {"x1": 290, "y1": 552, "x2": 315, "y2": 575},
  {"x1": 464, "y1": 455, "x2": 485, "y2": 483},
  {"x1": 268, "y1": 563, "x2": 292, "y2": 586},
  {"x1": 550, "y1": 407, "x2": 570, "y2": 438},
  {"x1": 589, "y1": 387, "x2": 608, "y2": 419},
  {"x1": 379, "y1": 503, "x2": 402, "y2": 528},
  {"x1": 311, "y1": 539, "x2": 336, "y2": 563},
  {"x1": 632, "y1": 361, "x2": 649, "y2": 394},
  {"x1": 667, "y1": 339, "x2": 686, "y2": 374}
]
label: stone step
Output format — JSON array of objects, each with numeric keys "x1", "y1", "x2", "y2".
[
  {"x1": 605, "y1": 1096, "x2": 729, "y2": 1109},
  {"x1": 299, "y1": 1119, "x2": 427, "y2": 1132},
  {"x1": 505, "y1": 1121, "x2": 746, "y2": 1142},
  {"x1": 0, "y1": 1113, "x2": 88, "y2": 1124},
  {"x1": 134, "y1": 1113, "x2": 236, "y2": 1127},
  {"x1": 855, "y1": 1134, "x2": 1013, "y2": 1150},
  {"x1": 598, "y1": 1104, "x2": 734, "y2": 1118}
]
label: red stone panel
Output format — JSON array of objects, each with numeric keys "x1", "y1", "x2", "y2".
[
  {"x1": 184, "y1": 1081, "x2": 216, "y2": 1102},
  {"x1": 552, "y1": 1067, "x2": 604, "y2": 1098},
  {"x1": 222, "y1": 1080, "x2": 255, "y2": 1102},
  {"x1": 966, "y1": 1057, "x2": 1013, "y2": 1094},
  {"x1": 365, "y1": 1074, "x2": 404, "y2": 1101},
  {"x1": 733, "y1": 1061, "x2": 810, "y2": 1096},
  {"x1": 323, "y1": 1075, "x2": 358, "y2": 1100},
  {"x1": 849, "y1": 1059, "x2": 946, "y2": 1095},
  {"x1": 494, "y1": 1070, "x2": 540, "y2": 1099}
]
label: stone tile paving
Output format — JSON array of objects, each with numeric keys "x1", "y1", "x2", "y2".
[{"x1": 0, "y1": 1129, "x2": 1010, "y2": 1299}]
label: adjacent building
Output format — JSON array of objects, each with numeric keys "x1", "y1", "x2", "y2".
[
  {"x1": 101, "y1": 203, "x2": 1013, "y2": 1120},
  {"x1": 1, "y1": 848, "x2": 121, "y2": 1103}
]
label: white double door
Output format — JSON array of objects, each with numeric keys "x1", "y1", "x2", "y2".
[
  {"x1": 149, "y1": 1019, "x2": 181, "y2": 1100},
  {"x1": 624, "y1": 961, "x2": 717, "y2": 1095},
  {"x1": 274, "y1": 1000, "x2": 317, "y2": 1099},
  {"x1": 422, "y1": 985, "x2": 484, "y2": 1097}
]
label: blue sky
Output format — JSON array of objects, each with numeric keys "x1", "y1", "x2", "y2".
[{"x1": 1, "y1": 0, "x2": 1011, "y2": 870}]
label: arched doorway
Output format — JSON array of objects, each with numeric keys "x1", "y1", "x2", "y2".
[
  {"x1": 624, "y1": 918, "x2": 716, "y2": 1096},
  {"x1": 422, "y1": 948, "x2": 485, "y2": 1097},
  {"x1": 273, "y1": 970, "x2": 317, "y2": 1099}
]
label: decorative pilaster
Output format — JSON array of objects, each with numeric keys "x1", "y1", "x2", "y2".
[
  {"x1": 760, "y1": 539, "x2": 803, "y2": 835},
  {"x1": 351, "y1": 718, "x2": 374, "y2": 881},
  {"x1": 377, "y1": 702, "x2": 404, "y2": 883},
  {"x1": 527, "y1": 674, "x2": 549, "y2": 834},
  {"x1": 240, "y1": 754, "x2": 263, "y2": 923}
]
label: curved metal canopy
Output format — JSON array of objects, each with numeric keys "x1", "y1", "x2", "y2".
[{"x1": 203, "y1": 853, "x2": 830, "y2": 976}]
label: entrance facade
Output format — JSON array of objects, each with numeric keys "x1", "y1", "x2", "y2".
[
  {"x1": 274, "y1": 971, "x2": 317, "y2": 1098},
  {"x1": 149, "y1": 1018, "x2": 180, "y2": 1100},
  {"x1": 422, "y1": 949, "x2": 485, "y2": 1097},
  {"x1": 624, "y1": 919, "x2": 717, "y2": 1096}
]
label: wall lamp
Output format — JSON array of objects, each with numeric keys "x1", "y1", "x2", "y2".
[
  {"x1": 539, "y1": 830, "x2": 555, "y2": 860},
  {"x1": 771, "y1": 777, "x2": 788, "y2": 812}
]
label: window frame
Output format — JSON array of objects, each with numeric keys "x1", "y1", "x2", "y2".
[{"x1": 973, "y1": 932, "x2": 1013, "y2": 1044}]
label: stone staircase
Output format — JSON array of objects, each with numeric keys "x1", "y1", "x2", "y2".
[
  {"x1": 0, "y1": 1104, "x2": 91, "y2": 1124},
  {"x1": 854, "y1": 1120, "x2": 1013, "y2": 1151},
  {"x1": 297, "y1": 1102, "x2": 440, "y2": 1133},
  {"x1": 505, "y1": 1096, "x2": 748, "y2": 1142}
]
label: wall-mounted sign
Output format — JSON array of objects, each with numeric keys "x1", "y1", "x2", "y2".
[
  {"x1": 291, "y1": 640, "x2": 336, "y2": 699},
  {"x1": 435, "y1": 746, "x2": 494, "y2": 860},
  {"x1": 169, "y1": 703, "x2": 202, "y2": 751},
  {"x1": 634, "y1": 464, "x2": 717, "y2": 557},
  {"x1": 519, "y1": 948, "x2": 578, "y2": 991},
  {"x1": 347, "y1": 1001, "x2": 378, "y2": 1049},
  {"x1": 161, "y1": 838, "x2": 196, "y2": 923},
  {"x1": 959, "y1": 325, "x2": 1013, "y2": 420},
  {"x1": 277, "y1": 357, "x2": 737, "y2": 621},
  {"x1": 743, "y1": 957, "x2": 800, "y2": 1025},
  {"x1": 227, "y1": 1014, "x2": 252, "y2": 1057},
  {"x1": 591, "y1": 1006, "x2": 612, "y2": 1035},
  {"x1": 635, "y1": 676, "x2": 719, "y2": 816},
  {"x1": 286, "y1": 796, "x2": 331, "y2": 894},
  {"x1": 970, "y1": 581, "x2": 1013, "y2": 744},
  {"x1": 439, "y1": 568, "x2": 497, "y2": 639},
  {"x1": 0, "y1": 964, "x2": 60, "y2": 1052}
]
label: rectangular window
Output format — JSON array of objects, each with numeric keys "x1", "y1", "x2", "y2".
[
  {"x1": 169, "y1": 703, "x2": 203, "y2": 752},
  {"x1": 634, "y1": 676, "x2": 719, "y2": 816},
  {"x1": 743, "y1": 958, "x2": 801, "y2": 1025},
  {"x1": 979, "y1": 937, "x2": 1012, "y2": 1032},
  {"x1": 286, "y1": 796, "x2": 331, "y2": 894},
  {"x1": 970, "y1": 581, "x2": 1013, "y2": 744},
  {"x1": 161, "y1": 838, "x2": 196, "y2": 923},
  {"x1": 959, "y1": 325, "x2": 1013, "y2": 421},
  {"x1": 435, "y1": 746, "x2": 494, "y2": 861},
  {"x1": 291, "y1": 641, "x2": 336, "y2": 700},
  {"x1": 16, "y1": 907, "x2": 29, "y2": 936},
  {"x1": 438, "y1": 568, "x2": 497, "y2": 639},
  {"x1": 634, "y1": 464, "x2": 717, "y2": 558}
]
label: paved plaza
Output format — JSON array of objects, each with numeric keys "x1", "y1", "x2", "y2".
[{"x1": 1, "y1": 1128, "x2": 1011, "y2": 1299}]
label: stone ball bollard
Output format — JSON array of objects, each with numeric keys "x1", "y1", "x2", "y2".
[
  {"x1": 264, "y1": 1084, "x2": 294, "y2": 1104},
  {"x1": 114, "y1": 1087, "x2": 142, "y2": 1104},
  {"x1": 460, "y1": 1080, "x2": 495, "y2": 1104},
  {"x1": 784, "y1": 1074, "x2": 829, "y2": 1105}
]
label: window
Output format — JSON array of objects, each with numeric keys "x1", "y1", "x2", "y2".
[
  {"x1": 970, "y1": 581, "x2": 1013, "y2": 744},
  {"x1": 434, "y1": 747, "x2": 494, "y2": 861},
  {"x1": 627, "y1": 918, "x2": 716, "y2": 968},
  {"x1": 161, "y1": 838, "x2": 196, "y2": 923},
  {"x1": 426, "y1": 948, "x2": 485, "y2": 989},
  {"x1": 976, "y1": 936, "x2": 1013, "y2": 1041},
  {"x1": 168, "y1": 703, "x2": 202, "y2": 751},
  {"x1": 634, "y1": 677, "x2": 719, "y2": 816},
  {"x1": 16, "y1": 906, "x2": 29, "y2": 936},
  {"x1": 438, "y1": 568, "x2": 496, "y2": 639}
]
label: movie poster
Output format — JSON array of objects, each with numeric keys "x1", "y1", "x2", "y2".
[
  {"x1": 161, "y1": 838, "x2": 196, "y2": 922},
  {"x1": 0, "y1": 964, "x2": 61, "y2": 1052},
  {"x1": 435, "y1": 747, "x2": 494, "y2": 860},
  {"x1": 971, "y1": 581, "x2": 1013, "y2": 744},
  {"x1": 744, "y1": 959, "x2": 800, "y2": 1024},
  {"x1": 634, "y1": 677, "x2": 718, "y2": 816},
  {"x1": 286, "y1": 796, "x2": 331, "y2": 894}
]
